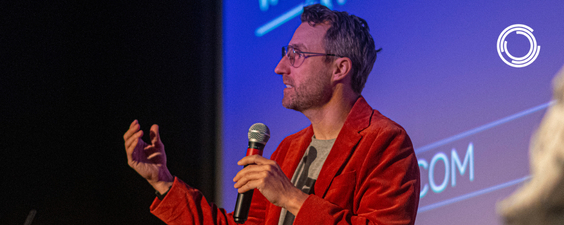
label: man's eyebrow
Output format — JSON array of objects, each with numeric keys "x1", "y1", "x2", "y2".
[{"x1": 289, "y1": 43, "x2": 307, "y2": 50}]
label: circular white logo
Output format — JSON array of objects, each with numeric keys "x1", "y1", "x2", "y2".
[{"x1": 496, "y1": 24, "x2": 540, "y2": 68}]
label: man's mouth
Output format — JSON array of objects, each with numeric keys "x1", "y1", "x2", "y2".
[{"x1": 285, "y1": 84, "x2": 293, "y2": 88}]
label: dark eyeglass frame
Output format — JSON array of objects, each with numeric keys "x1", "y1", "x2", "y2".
[{"x1": 282, "y1": 46, "x2": 343, "y2": 68}]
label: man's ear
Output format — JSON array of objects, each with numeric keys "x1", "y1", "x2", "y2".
[{"x1": 331, "y1": 57, "x2": 352, "y2": 82}]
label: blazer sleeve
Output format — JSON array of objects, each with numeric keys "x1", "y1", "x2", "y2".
[
  {"x1": 292, "y1": 127, "x2": 420, "y2": 225},
  {"x1": 150, "y1": 177, "x2": 269, "y2": 225}
]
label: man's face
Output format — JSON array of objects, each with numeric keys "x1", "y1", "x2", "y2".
[{"x1": 275, "y1": 22, "x2": 333, "y2": 112}]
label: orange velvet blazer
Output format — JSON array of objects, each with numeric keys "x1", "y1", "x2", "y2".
[{"x1": 150, "y1": 96, "x2": 420, "y2": 225}]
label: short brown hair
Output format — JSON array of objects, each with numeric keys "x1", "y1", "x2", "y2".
[{"x1": 301, "y1": 4, "x2": 380, "y2": 94}]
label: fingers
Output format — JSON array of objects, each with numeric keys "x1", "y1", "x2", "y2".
[
  {"x1": 233, "y1": 163, "x2": 279, "y2": 187},
  {"x1": 233, "y1": 164, "x2": 262, "y2": 183},
  {"x1": 123, "y1": 120, "x2": 140, "y2": 141},
  {"x1": 125, "y1": 129, "x2": 143, "y2": 150},
  {"x1": 147, "y1": 151, "x2": 163, "y2": 160},
  {"x1": 124, "y1": 120, "x2": 144, "y2": 164},
  {"x1": 233, "y1": 165, "x2": 269, "y2": 191},
  {"x1": 237, "y1": 155, "x2": 274, "y2": 166},
  {"x1": 124, "y1": 120, "x2": 143, "y2": 152},
  {"x1": 236, "y1": 179, "x2": 263, "y2": 193},
  {"x1": 124, "y1": 130, "x2": 143, "y2": 163},
  {"x1": 150, "y1": 124, "x2": 162, "y2": 147},
  {"x1": 234, "y1": 156, "x2": 278, "y2": 187}
]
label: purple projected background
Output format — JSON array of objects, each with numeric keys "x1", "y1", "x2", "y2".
[{"x1": 223, "y1": 1, "x2": 564, "y2": 224}]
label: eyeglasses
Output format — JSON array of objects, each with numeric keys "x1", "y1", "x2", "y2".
[{"x1": 282, "y1": 45, "x2": 342, "y2": 68}]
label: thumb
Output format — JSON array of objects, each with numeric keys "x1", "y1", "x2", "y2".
[{"x1": 150, "y1": 124, "x2": 162, "y2": 146}]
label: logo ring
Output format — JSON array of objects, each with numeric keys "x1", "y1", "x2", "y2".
[{"x1": 496, "y1": 24, "x2": 540, "y2": 68}]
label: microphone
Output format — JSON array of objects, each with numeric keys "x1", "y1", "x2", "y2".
[{"x1": 233, "y1": 123, "x2": 270, "y2": 224}]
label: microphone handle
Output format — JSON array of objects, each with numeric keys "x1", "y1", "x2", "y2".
[
  {"x1": 233, "y1": 142, "x2": 265, "y2": 224},
  {"x1": 233, "y1": 165, "x2": 254, "y2": 224}
]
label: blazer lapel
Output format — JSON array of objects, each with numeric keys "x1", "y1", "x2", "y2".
[
  {"x1": 266, "y1": 127, "x2": 313, "y2": 225},
  {"x1": 314, "y1": 96, "x2": 373, "y2": 198},
  {"x1": 280, "y1": 126, "x2": 313, "y2": 181}
]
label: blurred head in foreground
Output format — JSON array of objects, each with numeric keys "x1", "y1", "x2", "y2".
[{"x1": 498, "y1": 64, "x2": 564, "y2": 224}]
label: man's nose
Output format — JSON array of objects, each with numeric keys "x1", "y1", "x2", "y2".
[{"x1": 274, "y1": 55, "x2": 290, "y2": 75}]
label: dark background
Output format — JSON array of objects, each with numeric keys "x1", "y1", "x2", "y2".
[{"x1": 1, "y1": 0, "x2": 220, "y2": 224}]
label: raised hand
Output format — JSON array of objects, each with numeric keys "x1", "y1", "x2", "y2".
[{"x1": 123, "y1": 120, "x2": 173, "y2": 194}]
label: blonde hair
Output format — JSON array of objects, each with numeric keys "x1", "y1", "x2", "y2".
[{"x1": 498, "y1": 65, "x2": 564, "y2": 224}]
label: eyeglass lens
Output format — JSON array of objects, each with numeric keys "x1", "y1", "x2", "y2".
[{"x1": 282, "y1": 46, "x2": 301, "y2": 67}]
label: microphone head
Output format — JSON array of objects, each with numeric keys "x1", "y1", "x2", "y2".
[{"x1": 248, "y1": 123, "x2": 270, "y2": 145}]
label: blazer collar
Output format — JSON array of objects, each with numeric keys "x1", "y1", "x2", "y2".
[
  {"x1": 314, "y1": 96, "x2": 373, "y2": 197},
  {"x1": 279, "y1": 96, "x2": 374, "y2": 197}
]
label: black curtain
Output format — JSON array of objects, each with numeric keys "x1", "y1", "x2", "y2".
[{"x1": 1, "y1": 0, "x2": 220, "y2": 224}]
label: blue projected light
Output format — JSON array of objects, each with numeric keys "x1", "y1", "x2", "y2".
[
  {"x1": 256, "y1": 3, "x2": 304, "y2": 37},
  {"x1": 255, "y1": 0, "x2": 347, "y2": 37},
  {"x1": 259, "y1": 0, "x2": 279, "y2": 11},
  {"x1": 414, "y1": 101, "x2": 554, "y2": 154},
  {"x1": 224, "y1": 1, "x2": 564, "y2": 224},
  {"x1": 418, "y1": 176, "x2": 531, "y2": 213}
]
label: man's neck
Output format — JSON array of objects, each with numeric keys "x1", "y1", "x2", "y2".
[{"x1": 303, "y1": 94, "x2": 358, "y2": 140}]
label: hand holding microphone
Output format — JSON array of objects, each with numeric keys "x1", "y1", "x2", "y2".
[
  {"x1": 233, "y1": 123, "x2": 309, "y2": 222},
  {"x1": 233, "y1": 123, "x2": 270, "y2": 223}
]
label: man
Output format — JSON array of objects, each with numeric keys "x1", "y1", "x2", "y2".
[{"x1": 123, "y1": 4, "x2": 420, "y2": 225}]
